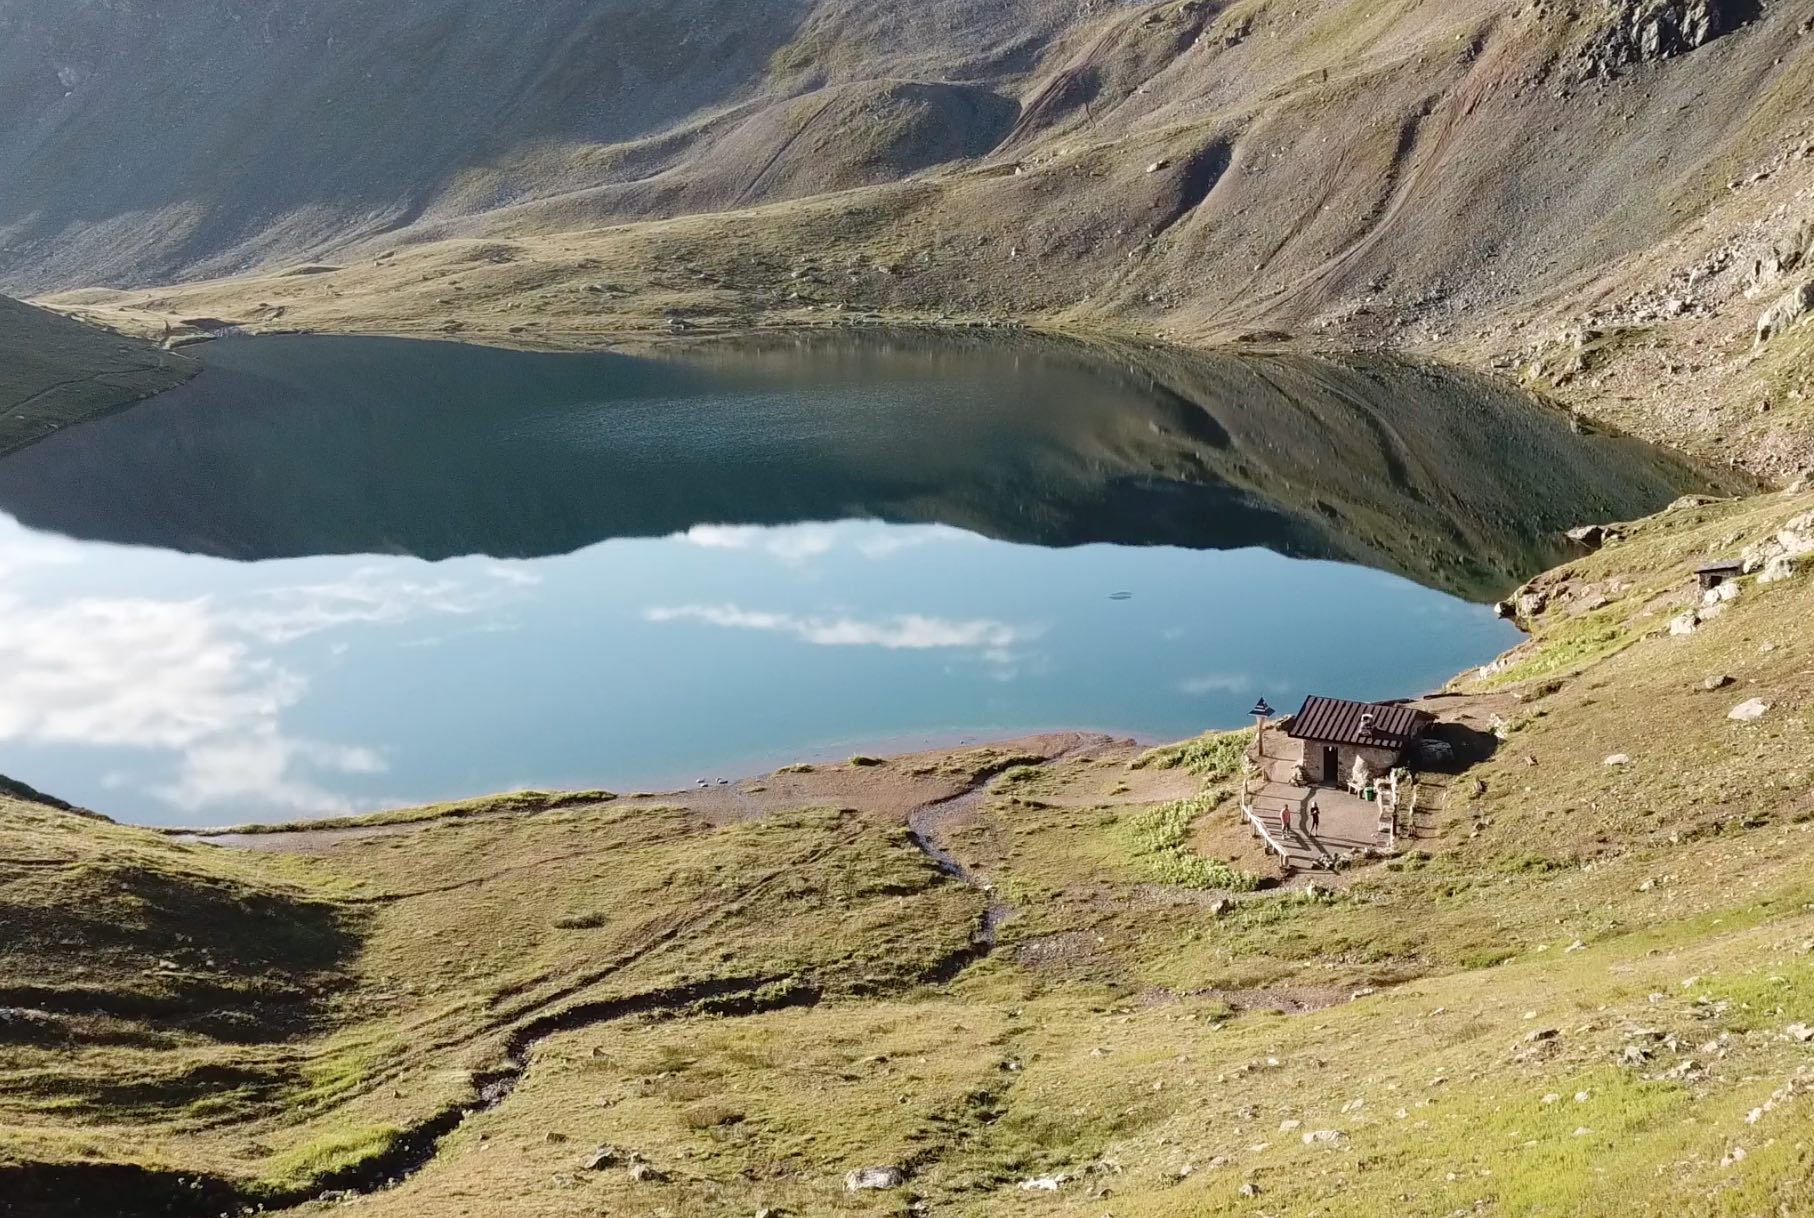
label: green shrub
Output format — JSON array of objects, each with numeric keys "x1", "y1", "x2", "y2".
[
  {"x1": 1122, "y1": 797, "x2": 1259, "y2": 892},
  {"x1": 1131, "y1": 729, "x2": 1253, "y2": 780}
]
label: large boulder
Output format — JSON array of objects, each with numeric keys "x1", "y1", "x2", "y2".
[
  {"x1": 1758, "y1": 554, "x2": 1800, "y2": 583},
  {"x1": 1742, "y1": 510, "x2": 1814, "y2": 573},
  {"x1": 1729, "y1": 698, "x2": 1772, "y2": 723},
  {"x1": 1414, "y1": 738, "x2": 1457, "y2": 768}
]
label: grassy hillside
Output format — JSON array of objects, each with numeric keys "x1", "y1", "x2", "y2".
[
  {"x1": 3, "y1": 487, "x2": 1812, "y2": 1215},
  {"x1": 0, "y1": 295, "x2": 195, "y2": 457}
]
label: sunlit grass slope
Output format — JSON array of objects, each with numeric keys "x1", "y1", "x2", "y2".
[{"x1": 2, "y1": 486, "x2": 1812, "y2": 1214}]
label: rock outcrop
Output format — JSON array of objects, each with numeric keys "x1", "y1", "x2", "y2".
[
  {"x1": 1579, "y1": 0, "x2": 1758, "y2": 76},
  {"x1": 1749, "y1": 219, "x2": 1813, "y2": 297},
  {"x1": 844, "y1": 1166, "x2": 906, "y2": 1191},
  {"x1": 1756, "y1": 281, "x2": 1814, "y2": 346},
  {"x1": 1742, "y1": 509, "x2": 1814, "y2": 572}
]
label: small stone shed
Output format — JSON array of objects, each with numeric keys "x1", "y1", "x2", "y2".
[
  {"x1": 1283, "y1": 696, "x2": 1434, "y2": 787},
  {"x1": 1695, "y1": 560, "x2": 1745, "y2": 591}
]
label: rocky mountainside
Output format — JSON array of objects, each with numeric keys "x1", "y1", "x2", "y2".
[
  {"x1": 10, "y1": 0, "x2": 1812, "y2": 475},
  {"x1": 0, "y1": 0, "x2": 1098, "y2": 290}
]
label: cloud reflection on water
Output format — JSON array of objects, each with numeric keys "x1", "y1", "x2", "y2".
[
  {"x1": 0, "y1": 520, "x2": 534, "y2": 817},
  {"x1": 643, "y1": 602, "x2": 1038, "y2": 652},
  {"x1": 0, "y1": 510, "x2": 1519, "y2": 826}
]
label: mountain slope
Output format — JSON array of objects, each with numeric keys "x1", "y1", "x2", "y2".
[
  {"x1": 0, "y1": 295, "x2": 195, "y2": 457},
  {"x1": 18, "y1": 0, "x2": 1812, "y2": 474},
  {"x1": 0, "y1": 0, "x2": 1087, "y2": 292}
]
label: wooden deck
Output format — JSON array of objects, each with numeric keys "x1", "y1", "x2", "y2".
[
  {"x1": 1243, "y1": 725, "x2": 1398, "y2": 871},
  {"x1": 1247, "y1": 782, "x2": 1386, "y2": 871}
]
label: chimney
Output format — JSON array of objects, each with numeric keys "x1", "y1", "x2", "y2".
[{"x1": 1360, "y1": 712, "x2": 1375, "y2": 735}]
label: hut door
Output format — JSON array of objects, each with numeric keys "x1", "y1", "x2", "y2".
[{"x1": 1321, "y1": 745, "x2": 1339, "y2": 783}]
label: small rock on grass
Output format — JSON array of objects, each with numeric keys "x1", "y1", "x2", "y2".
[
  {"x1": 844, "y1": 1166, "x2": 906, "y2": 1192},
  {"x1": 1728, "y1": 698, "x2": 1772, "y2": 722},
  {"x1": 1603, "y1": 753, "x2": 1631, "y2": 766},
  {"x1": 1701, "y1": 674, "x2": 1735, "y2": 691}
]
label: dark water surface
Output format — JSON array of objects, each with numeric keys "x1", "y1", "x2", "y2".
[{"x1": 0, "y1": 332, "x2": 1703, "y2": 825}]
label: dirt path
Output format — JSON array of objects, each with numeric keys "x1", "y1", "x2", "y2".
[{"x1": 904, "y1": 732, "x2": 1113, "y2": 953}]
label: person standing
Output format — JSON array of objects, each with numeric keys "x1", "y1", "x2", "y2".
[
  {"x1": 1308, "y1": 799, "x2": 1321, "y2": 837},
  {"x1": 1280, "y1": 803, "x2": 1292, "y2": 834}
]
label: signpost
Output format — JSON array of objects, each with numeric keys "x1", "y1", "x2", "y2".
[{"x1": 1251, "y1": 697, "x2": 1273, "y2": 759}]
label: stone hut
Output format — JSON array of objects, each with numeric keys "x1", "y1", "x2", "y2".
[
  {"x1": 1695, "y1": 560, "x2": 1744, "y2": 592},
  {"x1": 1283, "y1": 696, "x2": 1433, "y2": 787}
]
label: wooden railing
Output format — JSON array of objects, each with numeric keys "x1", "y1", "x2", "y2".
[{"x1": 1239, "y1": 762, "x2": 1293, "y2": 865}]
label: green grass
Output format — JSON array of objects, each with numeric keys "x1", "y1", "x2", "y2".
[
  {"x1": 263, "y1": 1124, "x2": 404, "y2": 1187},
  {"x1": 1482, "y1": 607, "x2": 1638, "y2": 686},
  {"x1": 1123, "y1": 797, "x2": 1260, "y2": 891},
  {"x1": 6, "y1": 489, "x2": 1814, "y2": 1215},
  {"x1": 183, "y1": 788, "x2": 617, "y2": 834},
  {"x1": 1131, "y1": 728, "x2": 1253, "y2": 780}
]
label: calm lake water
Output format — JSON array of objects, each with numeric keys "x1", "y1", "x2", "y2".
[{"x1": 0, "y1": 332, "x2": 1703, "y2": 825}]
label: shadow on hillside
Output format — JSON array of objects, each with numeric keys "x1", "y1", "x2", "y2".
[
  {"x1": 0, "y1": 863, "x2": 360, "y2": 1044},
  {"x1": 1421, "y1": 721, "x2": 1502, "y2": 772}
]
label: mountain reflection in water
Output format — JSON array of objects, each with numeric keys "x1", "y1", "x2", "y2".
[{"x1": 0, "y1": 330, "x2": 1707, "y2": 601}]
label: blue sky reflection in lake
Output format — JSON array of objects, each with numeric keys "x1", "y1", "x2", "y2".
[{"x1": 0, "y1": 512, "x2": 1514, "y2": 825}]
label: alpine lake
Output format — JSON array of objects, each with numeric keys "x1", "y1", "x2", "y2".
[{"x1": 0, "y1": 330, "x2": 1708, "y2": 825}]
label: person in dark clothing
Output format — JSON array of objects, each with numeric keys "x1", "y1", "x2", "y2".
[{"x1": 1308, "y1": 799, "x2": 1322, "y2": 837}]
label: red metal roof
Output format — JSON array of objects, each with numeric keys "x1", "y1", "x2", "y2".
[{"x1": 1284, "y1": 696, "x2": 1432, "y2": 750}]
